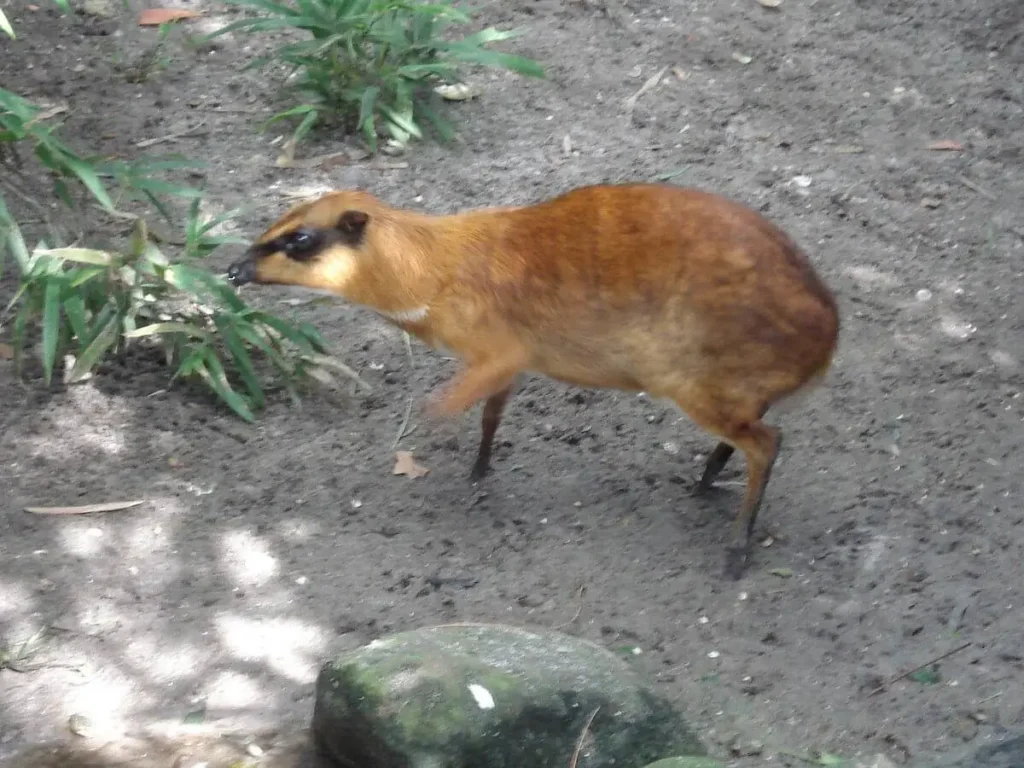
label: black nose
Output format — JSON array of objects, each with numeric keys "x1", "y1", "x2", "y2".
[{"x1": 226, "y1": 258, "x2": 255, "y2": 286}]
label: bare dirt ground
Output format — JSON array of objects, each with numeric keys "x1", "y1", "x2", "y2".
[{"x1": 1, "y1": 0, "x2": 1023, "y2": 764}]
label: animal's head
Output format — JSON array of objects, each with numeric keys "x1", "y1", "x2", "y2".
[{"x1": 226, "y1": 190, "x2": 385, "y2": 294}]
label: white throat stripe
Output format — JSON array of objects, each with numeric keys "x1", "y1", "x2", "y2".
[{"x1": 380, "y1": 306, "x2": 429, "y2": 323}]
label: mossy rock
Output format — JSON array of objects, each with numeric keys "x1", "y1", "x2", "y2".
[
  {"x1": 920, "y1": 730, "x2": 1024, "y2": 768},
  {"x1": 312, "y1": 622, "x2": 706, "y2": 768}
]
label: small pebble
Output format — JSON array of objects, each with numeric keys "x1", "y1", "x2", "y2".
[{"x1": 708, "y1": 650, "x2": 720, "y2": 659}]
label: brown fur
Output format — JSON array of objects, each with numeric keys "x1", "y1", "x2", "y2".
[{"x1": 228, "y1": 183, "x2": 840, "y2": 577}]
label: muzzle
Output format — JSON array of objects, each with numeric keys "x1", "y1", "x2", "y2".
[{"x1": 226, "y1": 253, "x2": 256, "y2": 286}]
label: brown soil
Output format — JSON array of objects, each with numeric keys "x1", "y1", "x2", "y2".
[{"x1": 1, "y1": 0, "x2": 1022, "y2": 764}]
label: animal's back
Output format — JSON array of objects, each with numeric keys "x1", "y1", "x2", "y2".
[{"x1": 474, "y1": 183, "x2": 838, "y2": 399}]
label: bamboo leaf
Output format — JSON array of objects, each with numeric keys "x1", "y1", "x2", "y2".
[{"x1": 41, "y1": 279, "x2": 62, "y2": 384}]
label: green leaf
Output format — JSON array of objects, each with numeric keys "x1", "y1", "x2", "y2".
[
  {"x1": 66, "y1": 311, "x2": 119, "y2": 383},
  {"x1": 62, "y1": 293, "x2": 89, "y2": 342},
  {"x1": 173, "y1": 348, "x2": 207, "y2": 381},
  {"x1": 818, "y1": 754, "x2": 847, "y2": 767},
  {"x1": 440, "y1": 43, "x2": 546, "y2": 77},
  {"x1": 292, "y1": 107, "x2": 320, "y2": 146},
  {"x1": 41, "y1": 279, "x2": 63, "y2": 384},
  {"x1": 416, "y1": 98, "x2": 455, "y2": 142},
  {"x1": 216, "y1": 318, "x2": 264, "y2": 408},
  {"x1": 358, "y1": 85, "x2": 380, "y2": 133},
  {"x1": 0, "y1": 7, "x2": 15, "y2": 38},
  {"x1": 908, "y1": 667, "x2": 941, "y2": 685},
  {"x1": 64, "y1": 157, "x2": 116, "y2": 212},
  {"x1": 33, "y1": 247, "x2": 114, "y2": 267},
  {"x1": 248, "y1": 311, "x2": 321, "y2": 354},
  {"x1": 125, "y1": 322, "x2": 210, "y2": 340},
  {"x1": 197, "y1": 348, "x2": 255, "y2": 422}
]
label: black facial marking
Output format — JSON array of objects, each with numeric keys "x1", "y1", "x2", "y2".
[
  {"x1": 336, "y1": 210, "x2": 369, "y2": 245},
  {"x1": 280, "y1": 227, "x2": 324, "y2": 261}
]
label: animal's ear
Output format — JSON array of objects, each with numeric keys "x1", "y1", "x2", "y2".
[{"x1": 336, "y1": 210, "x2": 369, "y2": 245}]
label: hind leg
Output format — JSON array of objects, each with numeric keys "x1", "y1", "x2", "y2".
[
  {"x1": 694, "y1": 404, "x2": 770, "y2": 495},
  {"x1": 721, "y1": 422, "x2": 782, "y2": 579},
  {"x1": 694, "y1": 442, "x2": 736, "y2": 494},
  {"x1": 671, "y1": 392, "x2": 782, "y2": 578}
]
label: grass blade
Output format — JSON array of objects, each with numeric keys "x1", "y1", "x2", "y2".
[
  {"x1": 64, "y1": 157, "x2": 116, "y2": 212},
  {"x1": 66, "y1": 311, "x2": 119, "y2": 383},
  {"x1": 196, "y1": 348, "x2": 256, "y2": 422},
  {"x1": 0, "y1": 8, "x2": 14, "y2": 38},
  {"x1": 124, "y1": 321, "x2": 210, "y2": 339},
  {"x1": 41, "y1": 279, "x2": 62, "y2": 384}
]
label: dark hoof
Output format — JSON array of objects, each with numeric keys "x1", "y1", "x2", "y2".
[
  {"x1": 469, "y1": 461, "x2": 490, "y2": 483},
  {"x1": 691, "y1": 478, "x2": 715, "y2": 497},
  {"x1": 723, "y1": 545, "x2": 751, "y2": 580}
]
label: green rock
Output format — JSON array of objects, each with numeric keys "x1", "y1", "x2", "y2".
[
  {"x1": 643, "y1": 758, "x2": 726, "y2": 768},
  {"x1": 312, "y1": 622, "x2": 707, "y2": 768}
]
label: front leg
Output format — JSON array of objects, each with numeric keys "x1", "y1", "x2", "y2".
[
  {"x1": 427, "y1": 354, "x2": 526, "y2": 419},
  {"x1": 471, "y1": 384, "x2": 515, "y2": 481}
]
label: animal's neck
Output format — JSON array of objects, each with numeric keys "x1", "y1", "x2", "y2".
[{"x1": 359, "y1": 208, "x2": 503, "y2": 322}]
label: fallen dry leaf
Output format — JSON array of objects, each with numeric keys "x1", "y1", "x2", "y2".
[
  {"x1": 0, "y1": 342, "x2": 13, "y2": 360},
  {"x1": 393, "y1": 451, "x2": 429, "y2": 479},
  {"x1": 925, "y1": 139, "x2": 964, "y2": 151},
  {"x1": 435, "y1": 82, "x2": 482, "y2": 102},
  {"x1": 624, "y1": 65, "x2": 667, "y2": 111},
  {"x1": 138, "y1": 7, "x2": 201, "y2": 25},
  {"x1": 275, "y1": 135, "x2": 299, "y2": 168},
  {"x1": 25, "y1": 500, "x2": 145, "y2": 515}
]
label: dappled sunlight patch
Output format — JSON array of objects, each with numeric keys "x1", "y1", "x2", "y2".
[
  {"x1": 215, "y1": 614, "x2": 328, "y2": 683},
  {"x1": 220, "y1": 529, "x2": 278, "y2": 587},
  {"x1": 74, "y1": 593, "x2": 129, "y2": 635},
  {"x1": 275, "y1": 517, "x2": 323, "y2": 542},
  {"x1": 122, "y1": 499, "x2": 185, "y2": 559},
  {"x1": 0, "y1": 580, "x2": 33, "y2": 619},
  {"x1": 202, "y1": 669, "x2": 266, "y2": 709},
  {"x1": 123, "y1": 636, "x2": 204, "y2": 684},
  {"x1": 938, "y1": 313, "x2": 977, "y2": 341},
  {"x1": 843, "y1": 264, "x2": 901, "y2": 290},
  {"x1": 57, "y1": 523, "x2": 107, "y2": 558},
  {"x1": 62, "y1": 674, "x2": 145, "y2": 740}
]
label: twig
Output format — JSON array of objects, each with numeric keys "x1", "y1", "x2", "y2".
[
  {"x1": 390, "y1": 398, "x2": 414, "y2": 450},
  {"x1": 956, "y1": 175, "x2": 996, "y2": 201},
  {"x1": 776, "y1": 749, "x2": 822, "y2": 764},
  {"x1": 977, "y1": 691, "x2": 1003, "y2": 705},
  {"x1": 403, "y1": 331, "x2": 414, "y2": 368},
  {"x1": 568, "y1": 706, "x2": 601, "y2": 768},
  {"x1": 551, "y1": 585, "x2": 587, "y2": 631},
  {"x1": 624, "y1": 66, "x2": 667, "y2": 112},
  {"x1": 134, "y1": 121, "x2": 209, "y2": 148},
  {"x1": 868, "y1": 641, "x2": 972, "y2": 696}
]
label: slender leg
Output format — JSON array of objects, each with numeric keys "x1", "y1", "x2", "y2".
[
  {"x1": 693, "y1": 404, "x2": 770, "y2": 495},
  {"x1": 722, "y1": 422, "x2": 782, "y2": 580},
  {"x1": 470, "y1": 385, "x2": 513, "y2": 481},
  {"x1": 427, "y1": 354, "x2": 524, "y2": 419},
  {"x1": 670, "y1": 390, "x2": 780, "y2": 579},
  {"x1": 694, "y1": 442, "x2": 736, "y2": 493}
]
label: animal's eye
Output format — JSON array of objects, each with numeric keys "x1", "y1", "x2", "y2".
[{"x1": 284, "y1": 229, "x2": 319, "y2": 259}]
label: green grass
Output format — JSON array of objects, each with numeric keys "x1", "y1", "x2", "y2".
[
  {"x1": 1, "y1": 71, "x2": 366, "y2": 422},
  {"x1": 205, "y1": 0, "x2": 546, "y2": 152}
]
